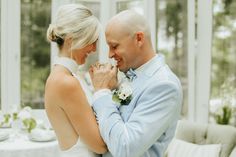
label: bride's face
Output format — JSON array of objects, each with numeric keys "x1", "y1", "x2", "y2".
[{"x1": 72, "y1": 41, "x2": 97, "y2": 65}]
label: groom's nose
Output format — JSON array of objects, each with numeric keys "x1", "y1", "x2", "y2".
[{"x1": 109, "y1": 49, "x2": 115, "y2": 58}]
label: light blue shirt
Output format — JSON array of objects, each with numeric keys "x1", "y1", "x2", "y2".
[{"x1": 92, "y1": 54, "x2": 183, "y2": 157}]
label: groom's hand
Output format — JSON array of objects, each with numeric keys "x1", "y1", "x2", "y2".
[{"x1": 89, "y1": 63, "x2": 118, "y2": 91}]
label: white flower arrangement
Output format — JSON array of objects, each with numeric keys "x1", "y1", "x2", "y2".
[
  {"x1": 112, "y1": 81, "x2": 133, "y2": 105},
  {"x1": 211, "y1": 77, "x2": 236, "y2": 125},
  {"x1": 0, "y1": 106, "x2": 37, "y2": 133},
  {"x1": 18, "y1": 107, "x2": 37, "y2": 133}
]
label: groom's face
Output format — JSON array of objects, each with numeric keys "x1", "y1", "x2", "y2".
[{"x1": 106, "y1": 26, "x2": 138, "y2": 72}]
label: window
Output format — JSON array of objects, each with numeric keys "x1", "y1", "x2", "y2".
[
  {"x1": 116, "y1": 0, "x2": 144, "y2": 14},
  {"x1": 2, "y1": 0, "x2": 229, "y2": 123},
  {"x1": 21, "y1": 0, "x2": 51, "y2": 109},
  {"x1": 0, "y1": 1, "x2": 1, "y2": 109},
  {"x1": 209, "y1": 0, "x2": 236, "y2": 124},
  {"x1": 156, "y1": 0, "x2": 188, "y2": 117},
  {"x1": 74, "y1": 0, "x2": 100, "y2": 18}
]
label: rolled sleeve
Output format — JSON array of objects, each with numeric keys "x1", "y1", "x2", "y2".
[{"x1": 93, "y1": 89, "x2": 112, "y2": 104}]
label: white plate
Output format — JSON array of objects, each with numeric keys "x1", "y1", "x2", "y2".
[
  {"x1": 0, "y1": 123, "x2": 11, "y2": 128},
  {"x1": 28, "y1": 129, "x2": 56, "y2": 142},
  {"x1": 28, "y1": 135, "x2": 56, "y2": 142},
  {"x1": 0, "y1": 131, "x2": 9, "y2": 141}
]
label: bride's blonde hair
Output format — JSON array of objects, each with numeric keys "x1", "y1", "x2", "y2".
[{"x1": 47, "y1": 4, "x2": 101, "y2": 49}]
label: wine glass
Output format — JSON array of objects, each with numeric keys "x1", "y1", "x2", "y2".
[{"x1": 11, "y1": 118, "x2": 23, "y2": 138}]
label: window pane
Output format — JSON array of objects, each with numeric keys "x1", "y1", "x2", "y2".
[
  {"x1": 156, "y1": 0, "x2": 188, "y2": 117},
  {"x1": 210, "y1": 0, "x2": 236, "y2": 125},
  {"x1": 0, "y1": 1, "x2": 1, "y2": 109},
  {"x1": 21, "y1": 0, "x2": 51, "y2": 109},
  {"x1": 116, "y1": 0, "x2": 144, "y2": 14},
  {"x1": 74, "y1": 1, "x2": 100, "y2": 17}
]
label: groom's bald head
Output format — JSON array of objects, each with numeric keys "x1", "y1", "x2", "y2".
[
  {"x1": 106, "y1": 10, "x2": 151, "y2": 40},
  {"x1": 105, "y1": 10, "x2": 155, "y2": 72}
]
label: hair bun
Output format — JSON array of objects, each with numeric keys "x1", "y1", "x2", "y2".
[
  {"x1": 54, "y1": 36, "x2": 64, "y2": 45},
  {"x1": 47, "y1": 24, "x2": 64, "y2": 45},
  {"x1": 47, "y1": 24, "x2": 56, "y2": 41}
]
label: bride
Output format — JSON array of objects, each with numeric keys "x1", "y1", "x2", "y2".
[{"x1": 44, "y1": 4, "x2": 107, "y2": 157}]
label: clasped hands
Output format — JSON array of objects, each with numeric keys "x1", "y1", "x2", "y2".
[{"x1": 89, "y1": 63, "x2": 118, "y2": 91}]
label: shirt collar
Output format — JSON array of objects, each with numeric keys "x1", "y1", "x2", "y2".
[{"x1": 135, "y1": 54, "x2": 165, "y2": 77}]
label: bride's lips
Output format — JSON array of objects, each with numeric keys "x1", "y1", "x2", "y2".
[{"x1": 84, "y1": 53, "x2": 89, "y2": 59}]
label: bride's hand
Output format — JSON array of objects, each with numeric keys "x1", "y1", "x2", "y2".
[{"x1": 89, "y1": 63, "x2": 118, "y2": 91}]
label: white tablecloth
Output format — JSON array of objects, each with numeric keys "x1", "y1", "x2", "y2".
[{"x1": 0, "y1": 129, "x2": 61, "y2": 157}]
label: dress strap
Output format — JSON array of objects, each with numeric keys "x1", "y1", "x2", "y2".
[{"x1": 54, "y1": 57, "x2": 79, "y2": 74}]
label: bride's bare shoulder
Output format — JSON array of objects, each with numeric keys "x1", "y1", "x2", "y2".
[
  {"x1": 45, "y1": 73, "x2": 85, "y2": 109},
  {"x1": 46, "y1": 73, "x2": 82, "y2": 94}
]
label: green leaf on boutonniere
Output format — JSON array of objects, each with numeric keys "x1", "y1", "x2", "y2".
[
  {"x1": 112, "y1": 92, "x2": 121, "y2": 104},
  {"x1": 112, "y1": 81, "x2": 132, "y2": 105}
]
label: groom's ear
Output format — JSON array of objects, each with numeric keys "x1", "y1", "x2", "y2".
[{"x1": 135, "y1": 31, "x2": 145, "y2": 47}]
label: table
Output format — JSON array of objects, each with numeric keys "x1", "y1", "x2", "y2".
[{"x1": 0, "y1": 128, "x2": 62, "y2": 157}]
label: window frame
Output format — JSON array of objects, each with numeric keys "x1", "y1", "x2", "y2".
[
  {"x1": 195, "y1": 0, "x2": 212, "y2": 123},
  {"x1": 1, "y1": 0, "x2": 21, "y2": 112},
  {"x1": 1, "y1": 0, "x2": 213, "y2": 123}
]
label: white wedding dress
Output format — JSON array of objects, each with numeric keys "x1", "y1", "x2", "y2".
[{"x1": 54, "y1": 57, "x2": 99, "y2": 157}]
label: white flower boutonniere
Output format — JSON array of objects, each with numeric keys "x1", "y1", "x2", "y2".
[{"x1": 112, "y1": 82, "x2": 132, "y2": 105}]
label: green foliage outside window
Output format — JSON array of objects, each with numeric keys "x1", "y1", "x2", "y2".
[
  {"x1": 21, "y1": 0, "x2": 51, "y2": 109},
  {"x1": 156, "y1": 0, "x2": 188, "y2": 116},
  {"x1": 211, "y1": 0, "x2": 236, "y2": 98},
  {"x1": 210, "y1": 0, "x2": 236, "y2": 126}
]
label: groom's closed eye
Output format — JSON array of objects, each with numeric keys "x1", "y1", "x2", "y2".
[{"x1": 110, "y1": 44, "x2": 118, "y2": 50}]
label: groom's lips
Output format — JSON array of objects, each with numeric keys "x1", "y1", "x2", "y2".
[{"x1": 115, "y1": 59, "x2": 122, "y2": 67}]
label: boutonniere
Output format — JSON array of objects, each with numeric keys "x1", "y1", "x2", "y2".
[{"x1": 112, "y1": 81, "x2": 132, "y2": 105}]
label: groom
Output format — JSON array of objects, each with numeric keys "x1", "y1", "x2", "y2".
[{"x1": 89, "y1": 10, "x2": 183, "y2": 157}]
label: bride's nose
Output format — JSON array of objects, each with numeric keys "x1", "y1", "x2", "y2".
[{"x1": 92, "y1": 42, "x2": 97, "y2": 52}]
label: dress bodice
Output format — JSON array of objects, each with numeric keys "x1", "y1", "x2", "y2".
[{"x1": 60, "y1": 139, "x2": 99, "y2": 157}]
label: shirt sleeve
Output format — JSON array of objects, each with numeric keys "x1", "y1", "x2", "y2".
[
  {"x1": 93, "y1": 89, "x2": 112, "y2": 103},
  {"x1": 92, "y1": 81, "x2": 182, "y2": 157}
]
